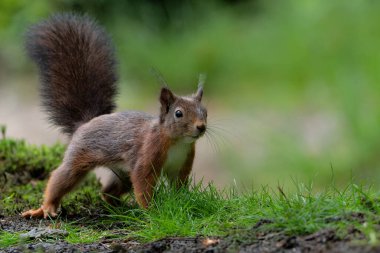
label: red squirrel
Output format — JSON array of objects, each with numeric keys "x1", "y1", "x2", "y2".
[{"x1": 21, "y1": 13, "x2": 207, "y2": 219}]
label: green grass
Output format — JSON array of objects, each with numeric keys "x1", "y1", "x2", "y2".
[
  {"x1": 1, "y1": 133, "x2": 379, "y2": 246},
  {"x1": 0, "y1": 224, "x2": 108, "y2": 248},
  {"x1": 1, "y1": 132, "x2": 380, "y2": 248},
  {"x1": 0, "y1": 231, "x2": 23, "y2": 248},
  {"x1": 105, "y1": 180, "x2": 380, "y2": 242},
  {"x1": 2, "y1": 178, "x2": 380, "y2": 247},
  {"x1": 62, "y1": 224, "x2": 111, "y2": 244}
]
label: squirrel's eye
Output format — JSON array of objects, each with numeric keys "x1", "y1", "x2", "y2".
[{"x1": 175, "y1": 110, "x2": 183, "y2": 118}]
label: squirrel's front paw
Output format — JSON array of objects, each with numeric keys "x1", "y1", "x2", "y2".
[{"x1": 21, "y1": 205, "x2": 58, "y2": 219}]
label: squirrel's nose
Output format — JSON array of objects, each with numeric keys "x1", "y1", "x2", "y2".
[{"x1": 196, "y1": 124, "x2": 206, "y2": 133}]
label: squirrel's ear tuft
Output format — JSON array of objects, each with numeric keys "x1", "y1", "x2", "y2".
[
  {"x1": 195, "y1": 73, "x2": 206, "y2": 102},
  {"x1": 160, "y1": 87, "x2": 175, "y2": 112},
  {"x1": 195, "y1": 86, "x2": 203, "y2": 102}
]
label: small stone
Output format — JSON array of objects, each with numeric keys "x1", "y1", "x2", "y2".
[{"x1": 20, "y1": 228, "x2": 68, "y2": 240}]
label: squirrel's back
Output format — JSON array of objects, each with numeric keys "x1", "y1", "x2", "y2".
[{"x1": 26, "y1": 13, "x2": 118, "y2": 135}]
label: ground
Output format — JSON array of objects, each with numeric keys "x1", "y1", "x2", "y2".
[
  {"x1": 2, "y1": 134, "x2": 380, "y2": 252},
  {"x1": 2, "y1": 215, "x2": 380, "y2": 252}
]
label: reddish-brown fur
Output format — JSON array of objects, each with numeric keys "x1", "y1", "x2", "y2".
[{"x1": 21, "y1": 13, "x2": 207, "y2": 219}]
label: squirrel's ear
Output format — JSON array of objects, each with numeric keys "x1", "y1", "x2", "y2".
[
  {"x1": 195, "y1": 86, "x2": 203, "y2": 102},
  {"x1": 195, "y1": 73, "x2": 206, "y2": 102},
  {"x1": 160, "y1": 87, "x2": 175, "y2": 112}
]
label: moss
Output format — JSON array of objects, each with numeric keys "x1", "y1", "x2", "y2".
[
  {"x1": 0, "y1": 125, "x2": 65, "y2": 184},
  {"x1": 0, "y1": 173, "x2": 107, "y2": 217},
  {"x1": 0, "y1": 125, "x2": 101, "y2": 216}
]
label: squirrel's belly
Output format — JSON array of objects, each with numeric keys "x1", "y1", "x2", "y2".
[
  {"x1": 94, "y1": 164, "x2": 131, "y2": 186},
  {"x1": 163, "y1": 141, "x2": 191, "y2": 181}
]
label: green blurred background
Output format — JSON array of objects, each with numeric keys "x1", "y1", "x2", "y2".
[{"x1": 1, "y1": 0, "x2": 380, "y2": 190}]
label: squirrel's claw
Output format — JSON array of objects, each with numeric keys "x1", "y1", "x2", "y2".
[
  {"x1": 21, "y1": 208, "x2": 45, "y2": 218},
  {"x1": 21, "y1": 205, "x2": 58, "y2": 219}
]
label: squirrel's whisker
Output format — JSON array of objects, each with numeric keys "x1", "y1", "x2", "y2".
[
  {"x1": 204, "y1": 132, "x2": 219, "y2": 154},
  {"x1": 205, "y1": 130, "x2": 222, "y2": 153},
  {"x1": 206, "y1": 126, "x2": 231, "y2": 148}
]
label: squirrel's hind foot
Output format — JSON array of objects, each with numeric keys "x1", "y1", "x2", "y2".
[{"x1": 21, "y1": 205, "x2": 58, "y2": 219}]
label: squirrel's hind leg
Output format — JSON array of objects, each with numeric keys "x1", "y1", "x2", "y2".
[
  {"x1": 95, "y1": 167, "x2": 132, "y2": 206},
  {"x1": 22, "y1": 159, "x2": 95, "y2": 219}
]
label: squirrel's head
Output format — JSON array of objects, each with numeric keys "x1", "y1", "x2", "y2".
[{"x1": 159, "y1": 85, "x2": 207, "y2": 141}]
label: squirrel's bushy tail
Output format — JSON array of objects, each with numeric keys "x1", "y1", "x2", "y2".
[{"x1": 26, "y1": 13, "x2": 118, "y2": 135}]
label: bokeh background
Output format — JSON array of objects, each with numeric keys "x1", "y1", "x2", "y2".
[{"x1": 1, "y1": 0, "x2": 380, "y2": 191}]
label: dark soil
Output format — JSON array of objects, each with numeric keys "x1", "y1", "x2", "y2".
[{"x1": 2, "y1": 216, "x2": 380, "y2": 253}]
